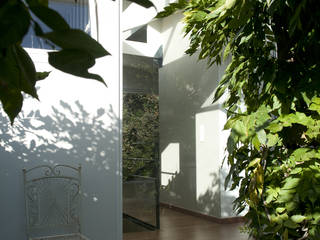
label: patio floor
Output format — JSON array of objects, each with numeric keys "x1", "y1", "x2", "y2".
[{"x1": 123, "y1": 207, "x2": 249, "y2": 240}]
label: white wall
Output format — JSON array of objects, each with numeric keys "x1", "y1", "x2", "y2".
[
  {"x1": 159, "y1": 13, "x2": 238, "y2": 218},
  {"x1": 0, "y1": 0, "x2": 122, "y2": 239}
]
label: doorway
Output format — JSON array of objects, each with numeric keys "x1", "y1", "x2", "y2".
[{"x1": 122, "y1": 54, "x2": 160, "y2": 232}]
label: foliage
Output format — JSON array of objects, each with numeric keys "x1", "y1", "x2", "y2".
[
  {"x1": 0, "y1": 0, "x2": 110, "y2": 124},
  {"x1": 156, "y1": 0, "x2": 188, "y2": 18},
  {"x1": 158, "y1": 0, "x2": 320, "y2": 239},
  {"x1": 122, "y1": 93, "x2": 159, "y2": 179},
  {"x1": 128, "y1": 0, "x2": 155, "y2": 8}
]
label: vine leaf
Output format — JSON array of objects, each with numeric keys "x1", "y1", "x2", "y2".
[
  {"x1": 129, "y1": 0, "x2": 155, "y2": 8},
  {"x1": 48, "y1": 49, "x2": 106, "y2": 85}
]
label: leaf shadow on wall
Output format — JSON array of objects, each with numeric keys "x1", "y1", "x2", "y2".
[
  {"x1": 0, "y1": 100, "x2": 119, "y2": 238},
  {"x1": 0, "y1": 100, "x2": 118, "y2": 171},
  {"x1": 161, "y1": 171, "x2": 227, "y2": 217}
]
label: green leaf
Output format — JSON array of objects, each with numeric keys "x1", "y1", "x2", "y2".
[
  {"x1": 276, "y1": 207, "x2": 286, "y2": 214},
  {"x1": 278, "y1": 189, "x2": 295, "y2": 202},
  {"x1": 29, "y1": 5, "x2": 70, "y2": 31},
  {"x1": 224, "y1": 116, "x2": 240, "y2": 129},
  {"x1": 252, "y1": 135, "x2": 260, "y2": 150},
  {"x1": 265, "y1": 193, "x2": 274, "y2": 204},
  {"x1": 312, "y1": 212, "x2": 320, "y2": 224},
  {"x1": 43, "y1": 29, "x2": 110, "y2": 58},
  {"x1": 206, "y1": 0, "x2": 228, "y2": 20},
  {"x1": 129, "y1": 0, "x2": 155, "y2": 8},
  {"x1": 271, "y1": 95, "x2": 281, "y2": 110},
  {"x1": 0, "y1": 45, "x2": 36, "y2": 123},
  {"x1": 282, "y1": 177, "x2": 300, "y2": 190},
  {"x1": 301, "y1": 92, "x2": 311, "y2": 107},
  {"x1": 267, "y1": 0, "x2": 281, "y2": 13},
  {"x1": 227, "y1": 133, "x2": 236, "y2": 154},
  {"x1": 267, "y1": 133, "x2": 278, "y2": 147},
  {"x1": 290, "y1": 167, "x2": 302, "y2": 175},
  {"x1": 239, "y1": 33, "x2": 253, "y2": 45},
  {"x1": 0, "y1": 2, "x2": 30, "y2": 48},
  {"x1": 192, "y1": 11, "x2": 207, "y2": 21},
  {"x1": 291, "y1": 148, "x2": 309, "y2": 161},
  {"x1": 247, "y1": 158, "x2": 260, "y2": 169},
  {"x1": 223, "y1": 41, "x2": 232, "y2": 61},
  {"x1": 309, "y1": 97, "x2": 320, "y2": 114},
  {"x1": 48, "y1": 49, "x2": 106, "y2": 85},
  {"x1": 288, "y1": 0, "x2": 306, "y2": 36},
  {"x1": 36, "y1": 71, "x2": 50, "y2": 81},
  {"x1": 225, "y1": 0, "x2": 236, "y2": 9},
  {"x1": 0, "y1": 47, "x2": 21, "y2": 90},
  {"x1": 290, "y1": 148, "x2": 320, "y2": 162},
  {"x1": 33, "y1": 21, "x2": 44, "y2": 36},
  {"x1": 156, "y1": 0, "x2": 188, "y2": 18},
  {"x1": 279, "y1": 112, "x2": 314, "y2": 127},
  {"x1": 233, "y1": 120, "x2": 247, "y2": 138},
  {"x1": 267, "y1": 122, "x2": 283, "y2": 133},
  {"x1": 311, "y1": 96, "x2": 320, "y2": 105},
  {"x1": 257, "y1": 129, "x2": 267, "y2": 145},
  {"x1": 13, "y1": 45, "x2": 38, "y2": 98},
  {"x1": 270, "y1": 213, "x2": 283, "y2": 224},
  {"x1": 291, "y1": 215, "x2": 306, "y2": 223},
  {"x1": 39, "y1": 0, "x2": 48, "y2": 6},
  {"x1": 0, "y1": 87, "x2": 23, "y2": 124},
  {"x1": 285, "y1": 201, "x2": 297, "y2": 211},
  {"x1": 26, "y1": 0, "x2": 48, "y2": 7},
  {"x1": 213, "y1": 84, "x2": 227, "y2": 103},
  {"x1": 295, "y1": 112, "x2": 314, "y2": 126},
  {"x1": 284, "y1": 219, "x2": 298, "y2": 229}
]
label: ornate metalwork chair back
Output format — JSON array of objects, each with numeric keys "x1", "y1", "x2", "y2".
[{"x1": 23, "y1": 165, "x2": 82, "y2": 239}]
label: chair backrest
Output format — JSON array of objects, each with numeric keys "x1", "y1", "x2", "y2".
[{"x1": 23, "y1": 164, "x2": 82, "y2": 238}]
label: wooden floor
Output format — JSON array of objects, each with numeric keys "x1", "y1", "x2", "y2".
[{"x1": 123, "y1": 207, "x2": 249, "y2": 240}]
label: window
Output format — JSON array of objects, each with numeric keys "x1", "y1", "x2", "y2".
[{"x1": 22, "y1": 0, "x2": 89, "y2": 49}]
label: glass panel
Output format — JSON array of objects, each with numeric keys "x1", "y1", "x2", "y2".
[
  {"x1": 123, "y1": 54, "x2": 159, "y2": 95},
  {"x1": 123, "y1": 93, "x2": 159, "y2": 179},
  {"x1": 123, "y1": 54, "x2": 160, "y2": 231},
  {"x1": 22, "y1": 0, "x2": 90, "y2": 49},
  {"x1": 123, "y1": 176, "x2": 157, "y2": 226}
]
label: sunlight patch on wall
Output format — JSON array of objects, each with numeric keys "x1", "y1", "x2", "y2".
[
  {"x1": 161, "y1": 143, "x2": 180, "y2": 187},
  {"x1": 195, "y1": 111, "x2": 220, "y2": 201}
]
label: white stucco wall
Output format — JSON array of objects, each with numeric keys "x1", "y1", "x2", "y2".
[
  {"x1": 0, "y1": 1, "x2": 122, "y2": 239},
  {"x1": 159, "y1": 13, "x2": 238, "y2": 218}
]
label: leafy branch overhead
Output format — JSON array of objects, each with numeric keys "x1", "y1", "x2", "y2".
[
  {"x1": 0, "y1": 0, "x2": 110, "y2": 123},
  {"x1": 158, "y1": 0, "x2": 320, "y2": 239},
  {"x1": 129, "y1": 0, "x2": 155, "y2": 9}
]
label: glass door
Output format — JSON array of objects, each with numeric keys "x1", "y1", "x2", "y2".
[{"x1": 122, "y1": 54, "x2": 160, "y2": 231}]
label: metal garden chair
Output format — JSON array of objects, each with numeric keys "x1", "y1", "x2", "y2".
[{"x1": 23, "y1": 164, "x2": 89, "y2": 240}]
